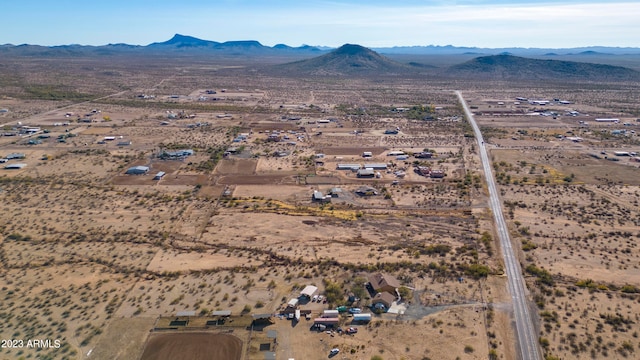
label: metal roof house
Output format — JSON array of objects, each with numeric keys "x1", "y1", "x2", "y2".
[
  {"x1": 363, "y1": 163, "x2": 388, "y2": 170},
  {"x1": 372, "y1": 292, "x2": 396, "y2": 310},
  {"x1": 387, "y1": 151, "x2": 405, "y2": 156},
  {"x1": 355, "y1": 186, "x2": 378, "y2": 196},
  {"x1": 6, "y1": 153, "x2": 26, "y2": 160},
  {"x1": 4, "y1": 163, "x2": 26, "y2": 170},
  {"x1": 368, "y1": 272, "x2": 401, "y2": 294},
  {"x1": 125, "y1": 166, "x2": 150, "y2": 175},
  {"x1": 160, "y1": 149, "x2": 194, "y2": 159},
  {"x1": 312, "y1": 190, "x2": 331, "y2": 203},
  {"x1": 337, "y1": 164, "x2": 361, "y2": 170}
]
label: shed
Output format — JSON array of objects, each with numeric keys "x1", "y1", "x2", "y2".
[
  {"x1": 362, "y1": 151, "x2": 373, "y2": 158},
  {"x1": 4, "y1": 163, "x2": 26, "y2": 170},
  {"x1": 300, "y1": 285, "x2": 318, "y2": 299},
  {"x1": 125, "y1": 166, "x2": 149, "y2": 175},
  {"x1": 287, "y1": 298, "x2": 299, "y2": 308},
  {"x1": 153, "y1": 171, "x2": 166, "y2": 180},
  {"x1": 387, "y1": 151, "x2": 405, "y2": 156},
  {"x1": 357, "y1": 168, "x2": 375, "y2": 178}
]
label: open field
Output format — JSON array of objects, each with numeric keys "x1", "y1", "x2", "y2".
[{"x1": 1, "y1": 53, "x2": 640, "y2": 360}]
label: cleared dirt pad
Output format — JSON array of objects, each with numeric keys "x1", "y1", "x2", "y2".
[
  {"x1": 320, "y1": 146, "x2": 386, "y2": 156},
  {"x1": 214, "y1": 158, "x2": 258, "y2": 175},
  {"x1": 140, "y1": 332, "x2": 242, "y2": 360}
]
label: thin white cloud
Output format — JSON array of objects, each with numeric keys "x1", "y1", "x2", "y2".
[{"x1": 234, "y1": 1, "x2": 640, "y2": 47}]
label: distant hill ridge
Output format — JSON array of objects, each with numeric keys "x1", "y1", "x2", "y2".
[
  {"x1": 446, "y1": 54, "x2": 640, "y2": 81},
  {"x1": 4, "y1": 34, "x2": 640, "y2": 56}
]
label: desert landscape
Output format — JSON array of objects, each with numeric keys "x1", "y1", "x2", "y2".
[{"x1": 1, "y1": 37, "x2": 639, "y2": 360}]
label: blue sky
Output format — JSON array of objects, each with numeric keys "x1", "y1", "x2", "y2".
[{"x1": 2, "y1": 0, "x2": 639, "y2": 48}]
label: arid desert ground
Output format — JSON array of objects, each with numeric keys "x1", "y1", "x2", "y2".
[{"x1": 1, "y1": 54, "x2": 640, "y2": 360}]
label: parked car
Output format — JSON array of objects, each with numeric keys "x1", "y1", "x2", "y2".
[
  {"x1": 330, "y1": 348, "x2": 340, "y2": 356},
  {"x1": 348, "y1": 308, "x2": 362, "y2": 314},
  {"x1": 346, "y1": 327, "x2": 358, "y2": 334},
  {"x1": 312, "y1": 295, "x2": 319, "y2": 302}
]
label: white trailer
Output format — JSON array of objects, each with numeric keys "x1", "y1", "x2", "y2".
[{"x1": 322, "y1": 309, "x2": 339, "y2": 318}]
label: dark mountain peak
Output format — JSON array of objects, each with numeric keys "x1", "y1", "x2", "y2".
[
  {"x1": 273, "y1": 43, "x2": 411, "y2": 76},
  {"x1": 150, "y1": 34, "x2": 218, "y2": 47},
  {"x1": 333, "y1": 43, "x2": 372, "y2": 56}
]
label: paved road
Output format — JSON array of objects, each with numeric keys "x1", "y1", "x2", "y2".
[{"x1": 456, "y1": 91, "x2": 541, "y2": 360}]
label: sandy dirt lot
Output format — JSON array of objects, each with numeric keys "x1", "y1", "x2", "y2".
[
  {"x1": 140, "y1": 332, "x2": 243, "y2": 360},
  {"x1": 2, "y1": 55, "x2": 640, "y2": 360}
]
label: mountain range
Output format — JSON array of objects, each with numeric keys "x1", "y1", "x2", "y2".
[
  {"x1": 2, "y1": 34, "x2": 640, "y2": 81},
  {"x1": 3, "y1": 34, "x2": 640, "y2": 57}
]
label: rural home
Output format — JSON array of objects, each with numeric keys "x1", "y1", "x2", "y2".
[
  {"x1": 414, "y1": 152, "x2": 433, "y2": 159},
  {"x1": 414, "y1": 166, "x2": 431, "y2": 176},
  {"x1": 160, "y1": 149, "x2": 194, "y2": 159},
  {"x1": 337, "y1": 163, "x2": 361, "y2": 171},
  {"x1": 372, "y1": 292, "x2": 396, "y2": 310},
  {"x1": 430, "y1": 170, "x2": 445, "y2": 178},
  {"x1": 368, "y1": 272, "x2": 401, "y2": 294},
  {"x1": 328, "y1": 188, "x2": 343, "y2": 198},
  {"x1": 363, "y1": 163, "x2": 388, "y2": 170},
  {"x1": 6, "y1": 153, "x2": 26, "y2": 160},
  {"x1": 312, "y1": 190, "x2": 331, "y2": 203},
  {"x1": 125, "y1": 166, "x2": 150, "y2": 175},
  {"x1": 355, "y1": 186, "x2": 378, "y2": 196}
]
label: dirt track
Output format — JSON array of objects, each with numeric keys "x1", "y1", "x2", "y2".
[{"x1": 140, "y1": 332, "x2": 242, "y2": 360}]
